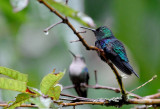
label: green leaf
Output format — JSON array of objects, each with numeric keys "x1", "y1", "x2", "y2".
[
  {"x1": 26, "y1": 87, "x2": 41, "y2": 96},
  {"x1": 0, "y1": 78, "x2": 27, "y2": 92},
  {"x1": 7, "y1": 93, "x2": 30, "y2": 109},
  {"x1": 47, "y1": 84, "x2": 62, "y2": 100},
  {"x1": 40, "y1": 70, "x2": 65, "y2": 96},
  {"x1": 45, "y1": 0, "x2": 95, "y2": 27},
  {"x1": 0, "y1": 66, "x2": 28, "y2": 82}
]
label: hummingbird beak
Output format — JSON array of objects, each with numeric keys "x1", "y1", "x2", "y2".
[
  {"x1": 80, "y1": 27, "x2": 96, "y2": 32},
  {"x1": 68, "y1": 50, "x2": 76, "y2": 58}
]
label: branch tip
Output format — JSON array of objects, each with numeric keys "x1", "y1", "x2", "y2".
[
  {"x1": 130, "y1": 75, "x2": 157, "y2": 93},
  {"x1": 43, "y1": 21, "x2": 62, "y2": 33}
]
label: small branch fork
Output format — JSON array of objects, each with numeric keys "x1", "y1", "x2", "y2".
[{"x1": 63, "y1": 72, "x2": 142, "y2": 99}]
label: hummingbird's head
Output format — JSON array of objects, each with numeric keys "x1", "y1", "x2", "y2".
[
  {"x1": 81, "y1": 26, "x2": 113, "y2": 40},
  {"x1": 75, "y1": 56, "x2": 85, "y2": 63},
  {"x1": 69, "y1": 50, "x2": 85, "y2": 62}
]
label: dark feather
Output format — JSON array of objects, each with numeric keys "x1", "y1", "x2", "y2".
[
  {"x1": 69, "y1": 70, "x2": 89, "y2": 97},
  {"x1": 95, "y1": 38, "x2": 139, "y2": 78}
]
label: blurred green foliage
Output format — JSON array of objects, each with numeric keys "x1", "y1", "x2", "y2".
[{"x1": 0, "y1": 0, "x2": 160, "y2": 109}]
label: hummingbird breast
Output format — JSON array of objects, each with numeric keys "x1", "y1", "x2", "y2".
[{"x1": 69, "y1": 61, "x2": 86, "y2": 76}]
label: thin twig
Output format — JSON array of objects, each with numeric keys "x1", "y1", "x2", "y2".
[
  {"x1": 60, "y1": 101, "x2": 108, "y2": 106},
  {"x1": 44, "y1": 21, "x2": 62, "y2": 33},
  {"x1": 94, "y1": 70, "x2": 98, "y2": 85},
  {"x1": 82, "y1": 84, "x2": 141, "y2": 99},
  {"x1": 63, "y1": 85, "x2": 74, "y2": 90},
  {"x1": 59, "y1": 98, "x2": 75, "y2": 101},
  {"x1": 63, "y1": 84, "x2": 142, "y2": 99},
  {"x1": 70, "y1": 39, "x2": 81, "y2": 43},
  {"x1": 0, "y1": 102, "x2": 37, "y2": 108},
  {"x1": 60, "y1": 93, "x2": 94, "y2": 101},
  {"x1": 130, "y1": 75, "x2": 157, "y2": 93}
]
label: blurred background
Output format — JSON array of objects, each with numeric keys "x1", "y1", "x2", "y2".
[{"x1": 0, "y1": 0, "x2": 160, "y2": 108}]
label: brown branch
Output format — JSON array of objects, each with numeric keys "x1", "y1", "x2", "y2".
[
  {"x1": 55, "y1": 98, "x2": 160, "y2": 106},
  {"x1": 101, "y1": 54, "x2": 127, "y2": 100},
  {"x1": 1, "y1": 98, "x2": 160, "y2": 108},
  {"x1": 70, "y1": 39, "x2": 81, "y2": 43},
  {"x1": 60, "y1": 93, "x2": 94, "y2": 102},
  {"x1": 77, "y1": 31, "x2": 86, "y2": 33},
  {"x1": 38, "y1": 0, "x2": 97, "y2": 50},
  {"x1": 0, "y1": 102, "x2": 37, "y2": 108},
  {"x1": 128, "y1": 99, "x2": 160, "y2": 105},
  {"x1": 83, "y1": 84, "x2": 141, "y2": 99},
  {"x1": 60, "y1": 101, "x2": 108, "y2": 106},
  {"x1": 38, "y1": 0, "x2": 64, "y2": 20},
  {"x1": 63, "y1": 85, "x2": 74, "y2": 90},
  {"x1": 44, "y1": 21, "x2": 63, "y2": 33},
  {"x1": 144, "y1": 92, "x2": 160, "y2": 99},
  {"x1": 37, "y1": 0, "x2": 127, "y2": 100},
  {"x1": 63, "y1": 84, "x2": 141, "y2": 99}
]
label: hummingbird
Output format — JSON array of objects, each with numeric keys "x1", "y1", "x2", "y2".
[
  {"x1": 81, "y1": 26, "x2": 139, "y2": 78},
  {"x1": 69, "y1": 51, "x2": 89, "y2": 97}
]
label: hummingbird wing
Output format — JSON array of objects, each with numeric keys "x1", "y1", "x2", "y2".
[
  {"x1": 111, "y1": 40, "x2": 128, "y2": 62},
  {"x1": 103, "y1": 39, "x2": 139, "y2": 77},
  {"x1": 75, "y1": 68, "x2": 89, "y2": 98},
  {"x1": 76, "y1": 67, "x2": 89, "y2": 97}
]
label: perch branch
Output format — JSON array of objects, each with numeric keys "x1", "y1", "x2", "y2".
[
  {"x1": 55, "y1": 98, "x2": 160, "y2": 106},
  {"x1": 60, "y1": 93, "x2": 94, "y2": 101},
  {"x1": 144, "y1": 92, "x2": 160, "y2": 99},
  {"x1": 63, "y1": 84, "x2": 141, "y2": 99},
  {"x1": 63, "y1": 85, "x2": 74, "y2": 89}
]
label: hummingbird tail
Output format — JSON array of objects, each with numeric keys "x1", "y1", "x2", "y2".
[
  {"x1": 111, "y1": 57, "x2": 140, "y2": 78},
  {"x1": 75, "y1": 85, "x2": 87, "y2": 98},
  {"x1": 123, "y1": 61, "x2": 140, "y2": 78},
  {"x1": 132, "y1": 70, "x2": 140, "y2": 78}
]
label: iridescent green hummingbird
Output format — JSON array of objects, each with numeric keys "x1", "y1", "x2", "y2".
[
  {"x1": 69, "y1": 51, "x2": 89, "y2": 97},
  {"x1": 81, "y1": 26, "x2": 139, "y2": 78}
]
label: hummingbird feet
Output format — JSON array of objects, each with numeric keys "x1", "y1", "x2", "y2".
[
  {"x1": 80, "y1": 83, "x2": 87, "y2": 87},
  {"x1": 97, "y1": 48, "x2": 104, "y2": 53},
  {"x1": 121, "y1": 74, "x2": 128, "y2": 79}
]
